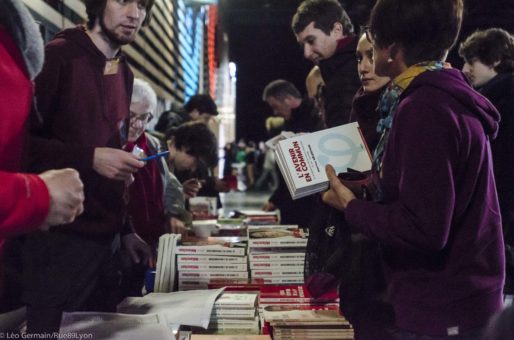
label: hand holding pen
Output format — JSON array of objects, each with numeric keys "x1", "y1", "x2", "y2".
[{"x1": 139, "y1": 150, "x2": 170, "y2": 162}]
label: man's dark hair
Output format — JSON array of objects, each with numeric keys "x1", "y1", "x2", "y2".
[
  {"x1": 173, "y1": 122, "x2": 218, "y2": 167},
  {"x1": 292, "y1": 0, "x2": 354, "y2": 36},
  {"x1": 184, "y1": 94, "x2": 218, "y2": 116},
  {"x1": 369, "y1": 0, "x2": 463, "y2": 66},
  {"x1": 262, "y1": 79, "x2": 302, "y2": 101},
  {"x1": 459, "y1": 28, "x2": 514, "y2": 74},
  {"x1": 84, "y1": 0, "x2": 155, "y2": 30}
]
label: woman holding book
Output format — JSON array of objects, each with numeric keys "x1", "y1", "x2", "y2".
[
  {"x1": 305, "y1": 29, "x2": 394, "y2": 340},
  {"x1": 323, "y1": 0, "x2": 504, "y2": 338}
]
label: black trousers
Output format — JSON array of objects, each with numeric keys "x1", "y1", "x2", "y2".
[{"x1": 21, "y1": 231, "x2": 120, "y2": 334}]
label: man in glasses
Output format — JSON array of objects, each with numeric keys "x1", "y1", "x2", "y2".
[
  {"x1": 24, "y1": 0, "x2": 154, "y2": 333},
  {"x1": 292, "y1": 0, "x2": 361, "y2": 128}
]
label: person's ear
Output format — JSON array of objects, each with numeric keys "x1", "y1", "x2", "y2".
[
  {"x1": 283, "y1": 95, "x2": 294, "y2": 107},
  {"x1": 387, "y1": 42, "x2": 400, "y2": 63},
  {"x1": 189, "y1": 109, "x2": 199, "y2": 118},
  {"x1": 167, "y1": 137, "x2": 175, "y2": 150},
  {"x1": 332, "y1": 22, "x2": 343, "y2": 36}
]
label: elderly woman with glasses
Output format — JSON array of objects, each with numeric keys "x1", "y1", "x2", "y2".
[{"x1": 121, "y1": 78, "x2": 188, "y2": 297}]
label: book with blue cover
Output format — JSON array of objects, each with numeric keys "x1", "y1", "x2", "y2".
[{"x1": 275, "y1": 122, "x2": 372, "y2": 199}]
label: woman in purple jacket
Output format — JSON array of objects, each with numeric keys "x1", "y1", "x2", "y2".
[{"x1": 322, "y1": 0, "x2": 505, "y2": 339}]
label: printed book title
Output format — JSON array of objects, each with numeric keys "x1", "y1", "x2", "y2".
[{"x1": 289, "y1": 141, "x2": 311, "y2": 182}]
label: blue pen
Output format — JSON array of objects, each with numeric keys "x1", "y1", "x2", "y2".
[{"x1": 140, "y1": 150, "x2": 170, "y2": 162}]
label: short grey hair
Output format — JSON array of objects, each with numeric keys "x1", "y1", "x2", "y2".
[{"x1": 132, "y1": 78, "x2": 157, "y2": 114}]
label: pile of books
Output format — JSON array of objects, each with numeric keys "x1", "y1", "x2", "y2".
[
  {"x1": 154, "y1": 234, "x2": 181, "y2": 292},
  {"x1": 176, "y1": 238, "x2": 248, "y2": 291},
  {"x1": 274, "y1": 122, "x2": 372, "y2": 199},
  {"x1": 257, "y1": 285, "x2": 344, "y2": 337},
  {"x1": 262, "y1": 306, "x2": 353, "y2": 339},
  {"x1": 247, "y1": 225, "x2": 307, "y2": 285},
  {"x1": 206, "y1": 292, "x2": 260, "y2": 334}
]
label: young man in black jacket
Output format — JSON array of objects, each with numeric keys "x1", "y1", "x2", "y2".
[{"x1": 292, "y1": 0, "x2": 361, "y2": 128}]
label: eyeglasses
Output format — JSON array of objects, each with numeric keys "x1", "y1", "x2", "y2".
[{"x1": 129, "y1": 111, "x2": 153, "y2": 125}]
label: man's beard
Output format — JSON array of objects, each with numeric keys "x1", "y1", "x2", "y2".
[{"x1": 99, "y1": 16, "x2": 136, "y2": 46}]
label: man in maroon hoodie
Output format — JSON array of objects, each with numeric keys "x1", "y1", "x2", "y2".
[
  {"x1": 23, "y1": 0, "x2": 155, "y2": 333},
  {"x1": 323, "y1": 0, "x2": 504, "y2": 338}
]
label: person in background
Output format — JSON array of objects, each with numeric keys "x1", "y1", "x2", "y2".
[
  {"x1": 261, "y1": 79, "x2": 323, "y2": 228},
  {"x1": 155, "y1": 94, "x2": 219, "y2": 140},
  {"x1": 350, "y1": 29, "x2": 392, "y2": 150},
  {"x1": 305, "y1": 65, "x2": 324, "y2": 100},
  {"x1": 305, "y1": 65, "x2": 326, "y2": 122},
  {"x1": 323, "y1": 0, "x2": 504, "y2": 338},
  {"x1": 244, "y1": 141, "x2": 257, "y2": 190},
  {"x1": 23, "y1": 0, "x2": 154, "y2": 333},
  {"x1": 121, "y1": 78, "x2": 187, "y2": 297},
  {"x1": 292, "y1": 0, "x2": 361, "y2": 127},
  {"x1": 160, "y1": 94, "x2": 227, "y2": 210},
  {"x1": 255, "y1": 145, "x2": 279, "y2": 192},
  {"x1": 0, "y1": 0, "x2": 84, "y2": 311},
  {"x1": 166, "y1": 122, "x2": 218, "y2": 190},
  {"x1": 459, "y1": 28, "x2": 514, "y2": 297}
]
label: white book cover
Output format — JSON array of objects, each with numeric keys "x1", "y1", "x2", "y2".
[
  {"x1": 178, "y1": 281, "x2": 209, "y2": 291},
  {"x1": 154, "y1": 234, "x2": 167, "y2": 292},
  {"x1": 251, "y1": 269, "x2": 304, "y2": 278},
  {"x1": 167, "y1": 234, "x2": 180, "y2": 292},
  {"x1": 176, "y1": 244, "x2": 246, "y2": 256},
  {"x1": 177, "y1": 262, "x2": 247, "y2": 271},
  {"x1": 158, "y1": 234, "x2": 171, "y2": 292},
  {"x1": 177, "y1": 255, "x2": 247, "y2": 264},
  {"x1": 212, "y1": 308, "x2": 256, "y2": 318},
  {"x1": 249, "y1": 253, "x2": 305, "y2": 262},
  {"x1": 276, "y1": 122, "x2": 371, "y2": 199},
  {"x1": 250, "y1": 261, "x2": 304, "y2": 269},
  {"x1": 262, "y1": 277, "x2": 305, "y2": 285},
  {"x1": 178, "y1": 271, "x2": 249, "y2": 279},
  {"x1": 214, "y1": 293, "x2": 258, "y2": 308}
]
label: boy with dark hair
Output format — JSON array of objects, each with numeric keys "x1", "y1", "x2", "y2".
[
  {"x1": 170, "y1": 122, "x2": 218, "y2": 171},
  {"x1": 292, "y1": 0, "x2": 360, "y2": 127},
  {"x1": 459, "y1": 28, "x2": 514, "y2": 296},
  {"x1": 459, "y1": 28, "x2": 514, "y2": 82},
  {"x1": 323, "y1": 0, "x2": 505, "y2": 337}
]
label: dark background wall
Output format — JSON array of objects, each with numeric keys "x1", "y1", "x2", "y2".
[{"x1": 219, "y1": 0, "x2": 514, "y2": 144}]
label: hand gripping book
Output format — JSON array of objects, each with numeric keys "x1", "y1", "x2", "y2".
[{"x1": 275, "y1": 122, "x2": 371, "y2": 199}]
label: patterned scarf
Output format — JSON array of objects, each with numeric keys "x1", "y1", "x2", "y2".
[{"x1": 371, "y1": 61, "x2": 450, "y2": 201}]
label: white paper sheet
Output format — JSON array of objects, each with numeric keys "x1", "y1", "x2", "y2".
[
  {"x1": 59, "y1": 312, "x2": 174, "y2": 340},
  {"x1": 117, "y1": 288, "x2": 225, "y2": 329}
]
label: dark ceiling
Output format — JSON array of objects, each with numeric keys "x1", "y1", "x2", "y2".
[{"x1": 217, "y1": 0, "x2": 514, "y2": 142}]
